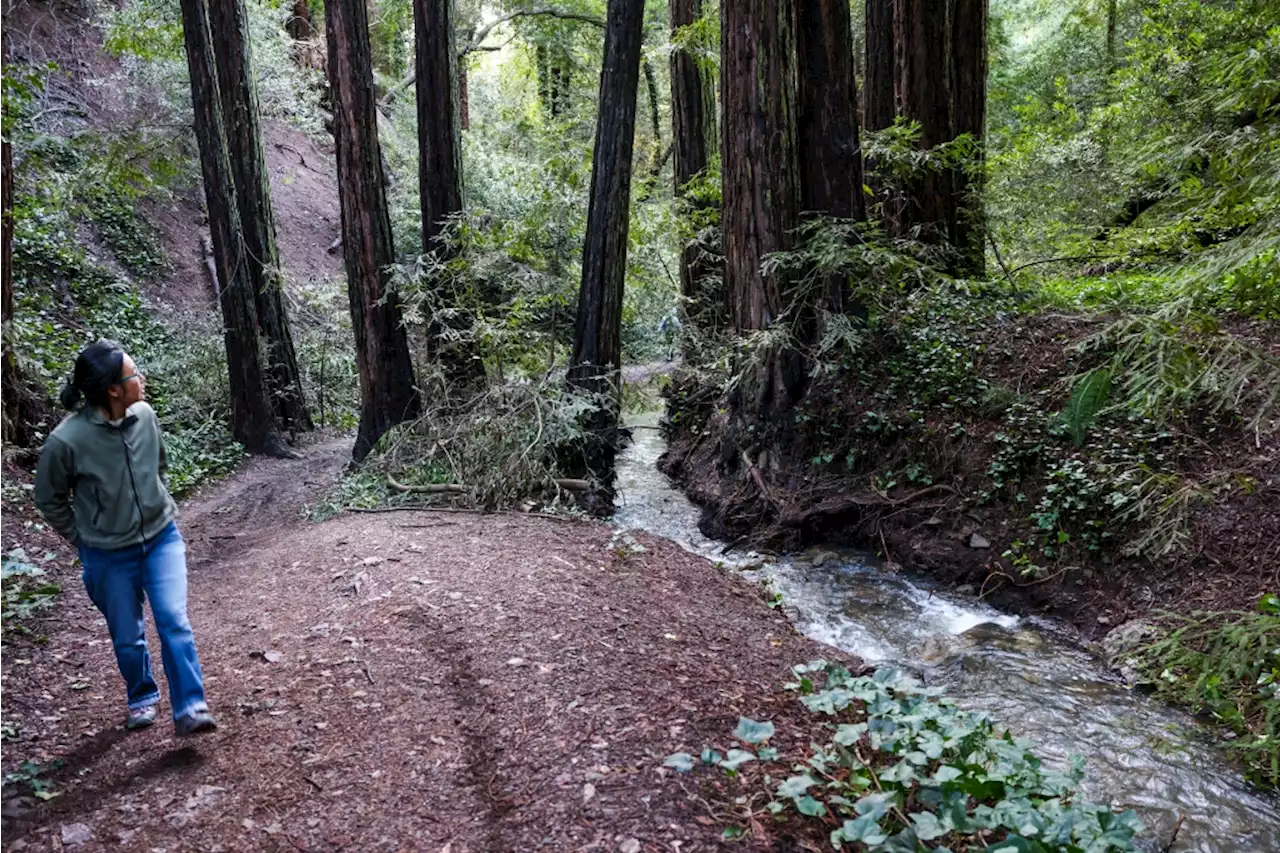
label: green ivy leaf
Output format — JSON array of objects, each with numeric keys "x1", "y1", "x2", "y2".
[
  {"x1": 663, "y1": 752, "x2": 694, "y2": 772},
  {"x1": 796, "y1": 795, "x2": 826, "y2": 817},
  {"x1": 1258, "y1": 592, "x2": 1280, "y2": 615},
  {"x1": 718, "y1": 749, "x2": 757, "y2": 771},
  {"x1": 733, "y1": 717, "x2": 775, "y2": 744},
  {"x1": 777, "y1": 774, "x2": 819, "y2": 798}
]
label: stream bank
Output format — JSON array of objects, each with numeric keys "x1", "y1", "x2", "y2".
[{"x1": 617, "y1": 410, "x2": 1280, "y2": 852}]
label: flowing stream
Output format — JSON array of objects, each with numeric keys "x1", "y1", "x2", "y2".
[{"x1": 612, "y1": 412, "x2": 1280, "y2": 853}]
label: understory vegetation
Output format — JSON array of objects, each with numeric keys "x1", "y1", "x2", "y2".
[
  {"x1": 1133, "y1": 594, "x2": 1280, "y2": 788},
  {"x1": 666, "y1": 661, "x2": 1144, "y2": 851}
]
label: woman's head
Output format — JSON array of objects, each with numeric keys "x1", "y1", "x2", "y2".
[{"x1": 60, "y1": 341, "x2": 146, "y2": 412}]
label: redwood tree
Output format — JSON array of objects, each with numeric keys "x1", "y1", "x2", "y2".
[
  {"x1": 669, "y1": 0, "x2": 719, "y2": 320},
  {"x1": 325, "y1": 0, "x2": 421, "y2": 460},
  {"x1": 721, "y1": 0, "x2": 796, "y2": 336},
  {"x1": 950, "y1": 0, "x2": 988, "y2": 275},
  {"x1": 415, "y1": 0, "x2": 481, "y2": 386},
  {"x1": 209, "y1": 0, "x2": 313, "y2": 432},
  {"x1": 178, "y1": 0, "x2": 287, "y2": 455},
  {"x1": 792, "y1": 0, "x2": 868, "y2": 384},
  {"x1": 566, "y1": 0, "x2": 646, "y2": 501},
  {"x1": 893, "y1": 0, "x2": 956, "y2": 250},
  {"x1": 864, "y1": 0, "x2": 896, "y2": 135}
]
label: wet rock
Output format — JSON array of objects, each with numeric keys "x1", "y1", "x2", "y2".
[
  {"x1": 954, "y1": 583, "x2": 977, "y2": 596},
  {"x1": 968, "y1": 533, "x2": 991, "y2": 550},
  {"x1": 1100, "y1": 619, "x2": 1159, "y2": 685},
  {"x1": 60, "y1": 824, "x2": 93, "y2": 846},
  {"x1": 918, "y1": 636, "x2": 952, "y2": 664},
  {"x1": 810, "y1": 551, "x2": 840, "y2": 568}
]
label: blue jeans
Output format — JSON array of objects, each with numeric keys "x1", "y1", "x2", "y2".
[{"x1": 79, "y1": 522, "x2": 208, "y2": 721}]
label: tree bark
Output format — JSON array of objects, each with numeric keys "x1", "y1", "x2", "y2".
[
  {"x1": 721, "y1": 0, "x2": 796, "y2": 336},
  {"x1": 950, "y1": 0, "x2": 987, "y2": 276},
  {"x1": 722, "y1": 0, "x2": 801, "y2": 416},
  {"x1": 415, "y1": 0, "x2": 482, "y2": 387},
  {"x1": 796, "y1": 0, "x2": 867, "y2": 339},
  {"x1": 209, "y1": 0, "x2": 313, "y2": 432},
  {"x1": 179, "y1": 0, "x2": 287, "y2": 455},
  {"x1": 669, "y1": 0, "x2": 720, "y2": 324},
  {"x1": 566, "y1": 0, "x2": 646, "y2": 505},
  {"x1": 325, "y1": 0, "x2": 422, "y2": 461},
  {"x1": 864, "y1": 0, "x2": 896, "y2": 133},
  {"x1": 893, "y1": 0, "x2": 956, "y2": 251}
]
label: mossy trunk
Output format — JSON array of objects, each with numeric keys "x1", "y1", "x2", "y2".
[
  {"x1": 565, "y1": 0, "x2": 647, "y2": 507},
  {"x1": 179, "y1": 0, "x2": 288, "y2": 456},
  {"x1": 325, "y1": 0, "x2": 422, "y2": 461},
  {"x1": 415, "y1": 0, "x2": 483, "y2": 388},
  {"x1": 209, "y1": 0, "x2": 313, "y2": 433},
  {"x1": 669, "y1": 0, "x2": 722, "y2": 329}
]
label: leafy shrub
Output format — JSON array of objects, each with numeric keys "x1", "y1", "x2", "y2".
[
  {"x1": 1134, "y1": 594, "x2": 1280, "y2": 789},
  {"x1": 1, "y1": 549, "x2": 61, "y2": 635},
  {"x1": 666, "y1": 661, "x2": 1143, "y2": 852}
]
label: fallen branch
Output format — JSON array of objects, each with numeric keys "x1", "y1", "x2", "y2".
[
  {"x1": 345, "y1": 505, "x2": 579, "y2": 522},
  {"x1": 387, "y1": 472, "x2": 588, "y2": 494}
]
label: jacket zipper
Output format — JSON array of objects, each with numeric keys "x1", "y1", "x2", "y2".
[{"x1": 118, "y1": 429, "x2": 149, "y2": 548}]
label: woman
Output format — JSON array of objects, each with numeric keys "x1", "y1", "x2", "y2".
[{"x1": 34, "y1": 341, "x2": 217, "y2": 736}]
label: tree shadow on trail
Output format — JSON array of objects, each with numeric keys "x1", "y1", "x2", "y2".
[{"x1": 15, "y1": 738, "x2": 206, "y2": 838}]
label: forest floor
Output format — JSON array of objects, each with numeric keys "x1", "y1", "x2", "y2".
[{"x1": 0, "y1": 437, "x2": 862, "y2": 852}]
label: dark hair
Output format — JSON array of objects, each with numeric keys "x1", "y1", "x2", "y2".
[{"x1": 60, "y1": 340, "x2": 125, "y2": 410}]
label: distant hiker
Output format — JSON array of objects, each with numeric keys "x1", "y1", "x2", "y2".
[
  {"x1": 34, "y1": 341, "x2": 217, "y2": 737},
  {"x1": 657, "y1": 310, "x2": 682, "y2": 360}
]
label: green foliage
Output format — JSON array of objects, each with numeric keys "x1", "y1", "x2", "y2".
[
  {"x1": 1061, "y1": 367, "x2": 1112, "y2": 447},
  {"x1": 2, "y1": 759, "x2": 63, "y2": 801},
  {"x1": 667, "y1": 661, "x2": 1143, "y2": 852},
  {"x1": 1, "y1": 549, "x2": 61, "y2": 636},
  {"x1": 1134, "y1": 596, "x2": 1280, "y2": 788}
]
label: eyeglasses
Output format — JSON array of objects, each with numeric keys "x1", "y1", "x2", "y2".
[{"x1": 119, "y1": 372, "x2": 142, "y2": 384}]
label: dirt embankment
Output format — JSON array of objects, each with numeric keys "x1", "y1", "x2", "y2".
[
  {"x1": 1, "y1": 441, "x2": 862, "y2": 852},
  {"x1": 658, "y1": 312, "x2": 1280, "y2": 635}
]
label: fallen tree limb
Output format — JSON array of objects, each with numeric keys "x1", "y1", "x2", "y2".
[{"x1": 386, "y1": 472, "x2": 589, "y2": 494}]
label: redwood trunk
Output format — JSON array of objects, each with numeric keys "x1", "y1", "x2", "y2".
[
  {"x1": 797, "y1": 0, "x2": 866, "y2": 225},
  {"x1": 894, "y1": 0, "x2": 955, "y2": 251},
  {"x1": 950, "y1": 0, "x2": 987, "y2": 275},
  {"x1": 721, "y1": 0, "x2": 796, "y2": 335},
  {"x1": 722, "y1": 0, "x2": 800, "y2": 413},
  {"x1": 566, "y1": 0, "x2": 646, "y2": 502},
  {"x1": 796, "y1": 0, "x2": 867, "y2": 352},
  {"x1": 669, "y1": 0, "x2": 720, "y2": 321},
  {"x1": 325, "y1": 0, "x2": 422, "y2": 461},
  {"x1": 179, "y1": 0, "x2": 286, "y2": 455},
  {"x1": 415, "y1": 0, "x2": 481, "y2": 386},
  {"x1": 864, "y1": 0, "x2": 896, "y2": 133},
  {"x1": 209, "y1": 0, "x2": 313, "y2": 431}
]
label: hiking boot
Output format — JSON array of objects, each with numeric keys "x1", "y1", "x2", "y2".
[
  {"x1": 126, "y1": 705, "x2": 159, "y2": 731},
  {"x1": 174, "y1": 710, "x2": 218, "y2": 737}
]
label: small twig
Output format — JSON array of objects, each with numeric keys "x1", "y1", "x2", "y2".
[
  {"x1": 987, "y1": 232, "x2": 1016, "y2": 287},
  {"x1": 303, "y1": 776, "x2": 323, "y2": 792},
  {"x1": 1160, "y1": 813, "x2": 1185, "y2": 853}
]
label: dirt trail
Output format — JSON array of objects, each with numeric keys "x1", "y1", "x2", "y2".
[{"x1": 1, "y1": 441, "x2": 859, "y2": 852}]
